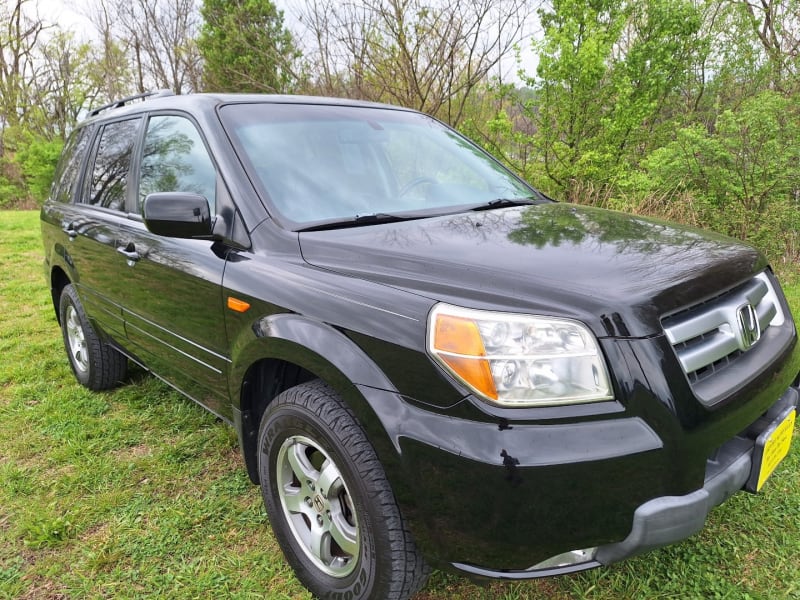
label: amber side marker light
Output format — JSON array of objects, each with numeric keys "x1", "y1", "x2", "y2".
[
  {"x1": 432, "y1": 313, "x2": 498, "y2": 400},
  {"x1": 227, "y1": 297, "x2": 251, "y2": 313}
]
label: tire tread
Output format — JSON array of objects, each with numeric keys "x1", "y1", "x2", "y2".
[
  {"x1": 60, "y1": 284, "x2": 127, "y2": 391},
  {"x1": 262, "y1": 380, "x2": 430, "y2": 600}
]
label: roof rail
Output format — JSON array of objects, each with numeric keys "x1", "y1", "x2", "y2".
[{"x1": 88, "y1": 89, "x2": 175, "y2": 117}]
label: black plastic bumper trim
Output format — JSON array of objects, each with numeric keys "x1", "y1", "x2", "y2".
[{"x1": 595, "y1": 386, "x2": 798, "y2": 565}]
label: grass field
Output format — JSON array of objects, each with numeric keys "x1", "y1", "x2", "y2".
[{"x1": 1, "y1": 209, "x2": 799, "y2": 599}]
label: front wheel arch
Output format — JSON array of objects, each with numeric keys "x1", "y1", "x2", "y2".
[
  {"x1": 232, "y1": 317, "x2": 399, "y2": 486},
  {"x1": 236, "y1": 353, "x2": 395, "y2": 487},
  {"x1": 238, "y1": 356, "x2": 318, "y2": 483}
]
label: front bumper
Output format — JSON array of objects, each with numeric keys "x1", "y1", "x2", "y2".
[
  {"x1": 449, "y1": 386, "x2": 799, "y2": 580},
  {"x1": 356, "y1": 375, "x2": 799, "y2": 577}
]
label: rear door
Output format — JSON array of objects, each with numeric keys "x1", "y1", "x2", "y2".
[
  {"x1": 55, "y1": 118, "x2": 143, "y2": 342},
  {"x1": 116, "y1": 113, "x2": 231, "y2": 418}
]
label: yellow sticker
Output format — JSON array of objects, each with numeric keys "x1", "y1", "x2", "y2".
[{"x1": 757, "y1": 409, "x2": 796, "y2": 491}]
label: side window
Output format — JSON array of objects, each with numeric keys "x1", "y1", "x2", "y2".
[
  {"x1": 138, "y1": 115, "x2": 216, "y2": 213},
  {"x1": 52, "y1": 126, "x2": 93, "y2": 203},
  {"x1": 86, "y1": 119, "x2": 140, "y2": 210}
]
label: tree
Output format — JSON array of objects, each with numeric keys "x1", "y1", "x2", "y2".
[
  {"x1": 645, "y1": 91, "x2": 800, "y2": 212},
  {"x1": 734, "y1": 0, "x2": 800, "y2": 91},
  {"x1": 523, "y1": 0, "x2": 704, "y2": 195},
  {"x1": 31, "y1": 32, "x2": 104, "y2": 140},
  {"x1": 0, "y1": 0, "x2": 45, "y2": 137},
  {"x1": 0, "y1": 2, "x2": 124, "y2": 206},
  {"x1": 85, "y1": 0, "x2": 139, "y2": 99},
  {"x1": 0, "y1": 0, "x2": 52, "y2": 206},
  {"x1": 198, "y1": 0, "x2": 300, "y2": 93},
  {"x1": 87, "y1": 0, "x2": 202, "y2": 95},
  {"x1": 643, "y1": 90, "x2": 800, "y2": 259},
  {"x1": 297, "y1": 0, "x2": 526, "y2": 126}
]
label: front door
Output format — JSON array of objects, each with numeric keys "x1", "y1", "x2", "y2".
[{"x1": 116, "y1": 114, "x2": 231, "y2": 418}]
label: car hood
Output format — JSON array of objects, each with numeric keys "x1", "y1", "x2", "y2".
[{"x1": 298, "y1": 203, "x2": 766, "y2": 337}]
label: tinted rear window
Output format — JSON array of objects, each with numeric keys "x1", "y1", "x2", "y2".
[
  {"x1": 85, "y1": 119, "x2": 141, "y2": 210},
  {"x1": 51, "y1": 126, "x2": 94, "y2": 204}
]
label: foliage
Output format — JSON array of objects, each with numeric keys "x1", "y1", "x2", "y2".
[
  {"x1": 198, "y1": 0, "x2": 299, "y2": 93},
  {"x1": 0, "y1": 127, "x2": 62, "y2": 208},
  {"x1": 645, "y1": 92, "x2": 800, "y2": 209},
  {"x1": 642, "y1": 91, "x2": 800, "y2": 261},
  {"x1": 0, "y1": 4, "x2": 108, "y2": 207},
  {"x1": 460, "y1": 0, "x2": 800, "y2": 265},
  {"x1": 30, "y1": 32, "x2": 101, "y2": 140},
  {"x1": 15, "y1": 134, "x2": 62, "y2": 202},
  {"x1": 93, "y1": 0, "x2": 202, "y2": 95},
  {"x1": 1, "y1": 0, "x2": 799, "y2": 264},
  {"x1": 735, "y1": 0, "x2": 800, "y2": 91},
  {"x1": 0, "y1": 0, "x2": 45, "y2": 132},
  {"x1": 527, "y1": 0, "x2": 704, "y2": 193},
  {"x1": 297, "y1": 0, "x2": 525, "y2": 126}
]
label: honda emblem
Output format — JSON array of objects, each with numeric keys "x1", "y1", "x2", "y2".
[{"x1": 736, "y1": 304, "x2": 761, "y2": 350}]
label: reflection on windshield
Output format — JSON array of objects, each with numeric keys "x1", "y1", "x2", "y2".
[{"x1": 220, "y1": 103, "x2": 536, "y2": 226}]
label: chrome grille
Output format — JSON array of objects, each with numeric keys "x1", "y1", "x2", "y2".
[{"x1": 662, "y1": 272, "x2": 785, "y2": 384}]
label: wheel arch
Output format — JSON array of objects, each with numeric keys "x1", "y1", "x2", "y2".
[
  {"x1": 50, "y1": 265, "x2": 72, "y2": 324},
  {"x1": 232, "y1": 313, "x2": 399, "y2": 485}
]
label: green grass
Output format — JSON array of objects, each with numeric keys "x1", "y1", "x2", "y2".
[{"x1": 1, "y1": 209, "x2": 799, "y2": 599}]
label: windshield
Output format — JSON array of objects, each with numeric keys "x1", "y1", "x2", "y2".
[{"x1": 219, "y1": 103, "x2": 540, "y2": 228}]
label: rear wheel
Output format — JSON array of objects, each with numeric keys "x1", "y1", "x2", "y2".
[
  {"x1": 59, "y1": 284, "x2": 127, "y2": 390},
  {"x1": 257, "y1": 380, "x2": 430, "y2": 600}
]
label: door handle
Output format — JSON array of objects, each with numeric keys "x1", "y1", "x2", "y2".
[
  {"x1": 116, "y1": 243, "x2": 140, "y2": 262},
  {"x1": 62, "y1": 222, "x2": 78, "y2": 239}
]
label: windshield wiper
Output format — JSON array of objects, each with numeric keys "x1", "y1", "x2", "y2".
[
  {"x1": 353, "y1": 212, "x2": 417, "y2": 224},
  {"x1": 469, "y1": 197, "x2": 539, "y2": 212},
  {"x1": 296, "y1": 198, "x2": 545, "y2": 232},
  {"x1": 296, "y1": 212, "x2": 429, "y2": 232}
]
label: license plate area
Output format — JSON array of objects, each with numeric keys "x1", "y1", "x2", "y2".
[{"x1": 746, "y1": 407, "x2": 796, "y2": 492}]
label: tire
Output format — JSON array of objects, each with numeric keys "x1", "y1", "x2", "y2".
[
  {"x1": 257, "y1": 380, "x2": 430, "y2": 600},
  {"x1": 59, "y1": 284, "x2": 127, "y2": 390}
]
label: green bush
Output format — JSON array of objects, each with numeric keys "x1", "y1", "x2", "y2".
[
  {"x1": 0, "y1": 128, "x2": 62, "y2": 208},
  {"x1": 16, "y1": 135, "x2": 63, "y2": 202}
]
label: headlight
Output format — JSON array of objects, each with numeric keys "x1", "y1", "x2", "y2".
[{"x1": 427, "y1": 304, "x2": 613, "y2": 407}]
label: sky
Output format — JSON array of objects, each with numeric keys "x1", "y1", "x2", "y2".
[
  {"x1": 33, "y1": 0, "x2": 94, "y2": 33},
  {"x1": 30, "y1": 0, "x2": 539, "y2": 84}
]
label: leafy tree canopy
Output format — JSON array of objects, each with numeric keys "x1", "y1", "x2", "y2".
[{"x1": 198, "y1": 0, "x2": 300, "y2": 93}]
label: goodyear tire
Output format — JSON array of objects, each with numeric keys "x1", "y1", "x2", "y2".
[{"x1": 257, "y1": 380, "x2": 430, "y2": 599}]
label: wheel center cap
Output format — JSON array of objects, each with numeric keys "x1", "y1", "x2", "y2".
[{"x1": 313, "y1": 494, "x2": 326, "y2": 513}]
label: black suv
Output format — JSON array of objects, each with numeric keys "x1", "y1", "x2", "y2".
[{"x1": 41, "y1": 92, "x2": 799, "y2": 600}]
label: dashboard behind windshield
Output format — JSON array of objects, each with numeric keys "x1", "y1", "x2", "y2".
[{"x1": 220, "y1": 103, "x2": 536, "y2": 228}]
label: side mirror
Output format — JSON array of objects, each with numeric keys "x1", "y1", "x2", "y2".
[{"x1": 142, "y1": 192, "x2": 213, "y2": 239}]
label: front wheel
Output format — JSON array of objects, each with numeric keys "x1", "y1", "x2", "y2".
[{"x1": 257, "y1": 380, "x2": 429, "y2": 600}]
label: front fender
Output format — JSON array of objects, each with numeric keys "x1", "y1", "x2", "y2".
[
  {"x1": 229, "y1": 312, "x2": 414, "y2": 489},
  {"x1": 230, "y1": 312, "x2": 398, "y2": 405}
]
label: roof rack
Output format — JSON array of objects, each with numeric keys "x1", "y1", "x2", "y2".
[{"x1": 88, "y1": 89, "x2": 175, "y2": 117}]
